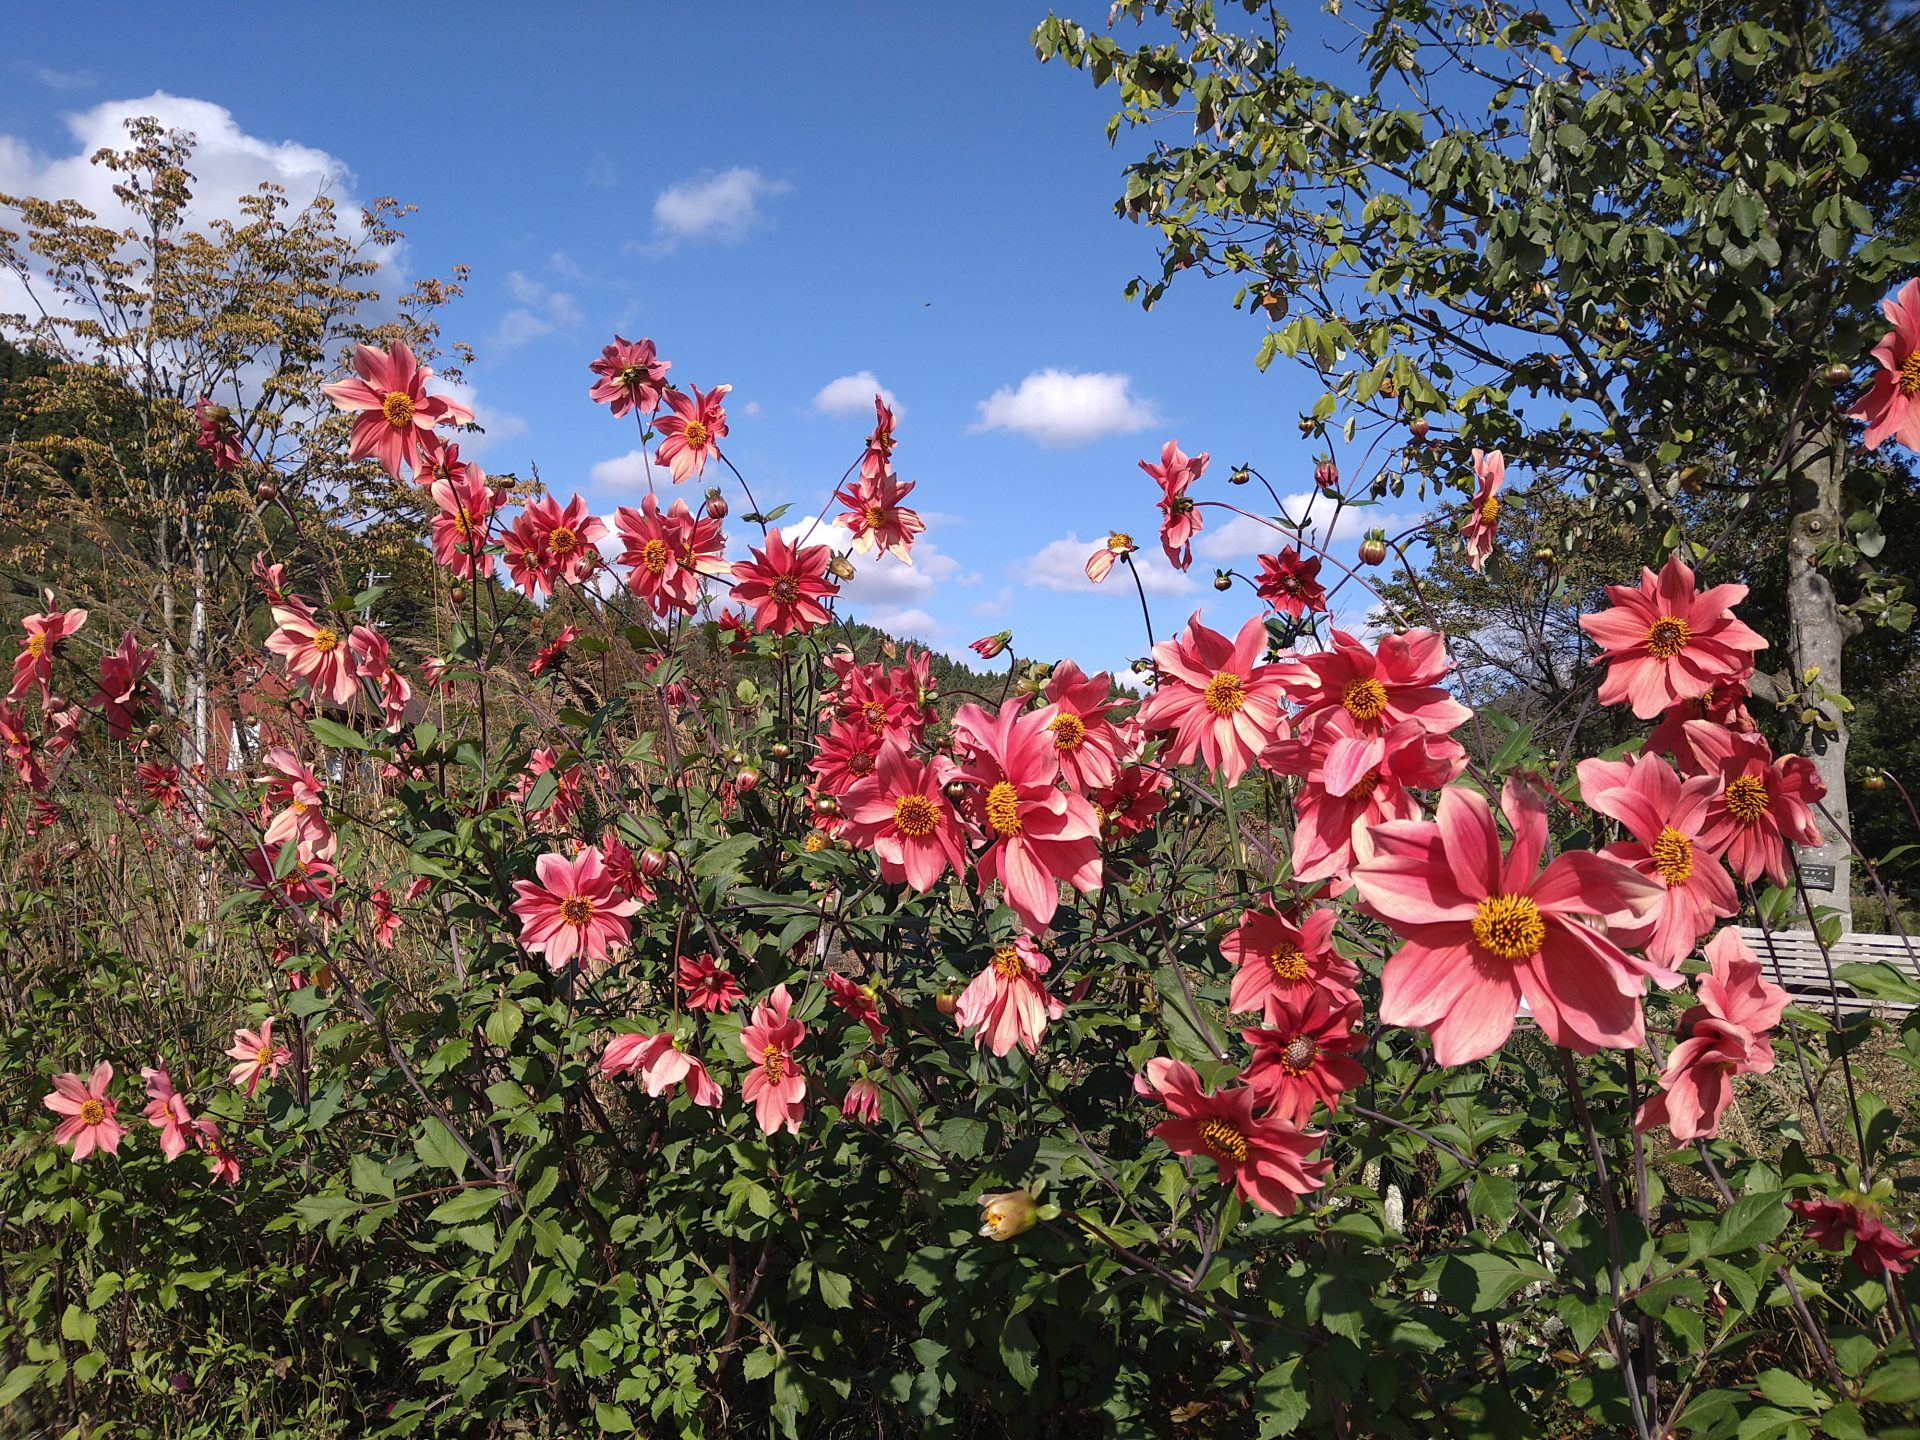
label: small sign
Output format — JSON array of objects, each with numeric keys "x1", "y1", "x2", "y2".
[{"x1": 1801, "y1": 863, "x2": 1836, "y2": 891}]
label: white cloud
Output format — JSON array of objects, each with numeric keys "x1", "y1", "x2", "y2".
[
  {"x1": 589, "y1": 450, "x2": 654, "y2": 489},
  {"x1": 1192, "y1": 493, "x2": 1376, "y2": 561},
  {"x1": 1017, "y1": 532, "x2": 1195, "y2": 597},
  {"x1": 774, "y1": 517, "x2": 964, "y2": 640},
  {"x1": 812, "y1": 371, "x2": 903, "y2": 421},
  {"x1": 33, "y1": 67, "x2": 97, "y2": 92},
  {"x1": 972, "y1": 369, "x2": 1158, "y2": 448},
  {"x1": 651, "y1": 167, "x2": 789, "y2": 246},
  {"x1": 970, "y1": 586, "x2": 1015, "y2": 619},
  {"x1": 489, "y1": 270, "x2": 581, "y2": 353},
  {"x1": 434, "y1": 377, "x2": 529, "y2": 461}
]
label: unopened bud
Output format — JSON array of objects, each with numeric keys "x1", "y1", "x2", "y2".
[
  {"x1": 978, "y1": 1189, "x2": 1038, "y2": 1241},
  {"x1": 828, "y1": 552, "x2": 857, "y2": 582}
]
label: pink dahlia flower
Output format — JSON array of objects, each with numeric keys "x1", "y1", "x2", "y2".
[
  {"x1": 1241, "y1": 989, "x2": 1368, "y2": 1125},
  {"x1": 1791, "y1": 1195, "x2": 1919, "y2": 1276},
  {"x1": 951, "y1": 701, "x2": 1103, "y2": 932},
  {"x1": 730, "y1": 528, "x2": 838, "y2": 636},
  {"x1": 1635, "y1": 929, "x2": 1788, "y2": 1142},
  {"x1": 194, "y1": 397, "x2": 244, "y2": 471},
  {"x1": 1287, "y1": 628, "x2": 1472, "y2": 769},
  {"x1": 429, "y1": 469, "x2": 500, "y2": 580},
  {"x1": 258, "y1": 746, "x2": 335, "y2": 864},
  {"x1": 839, "y1": 742, "x2": 968, "y2": 891},
  {"x1": 9, "y1": 601, "x2": 87, "y2": 704},
  {"x1": 1850, "y1": 277, "x2": 1920, "y2": 452},
  {"x1": 588, "y1": 335, "x2": 671, "y2": 417},
  {"x1": 835, "y1": 469, "x2": 925, "y2": 564},
  {"x1": 1255, "y1": 547, "x2": 1328, "y2": 619},
  {"x1": 510, "y1": 846, "x2": 641, "y2": 970},
  {"x1": 860, "y1": 394, "x2": 899, "y2": 482},
  {"x1": 226, "y1": 1019, "x2": 290, "y2": 1097},
  {"x1": 1578, "y1": 556, "x2": 1768, "y2": 720},
  {"x1": 1137, "y1": 612, "x2": 1296, "y2": 786},
  {"x1": 1351, "y1": 778, "x2": 1668, "y2": 1065},
  {"x1": 601, "y1": 1032, "x2": 722, "y2": 1107},
  {"x1": 739, "y1": 983, "x2": 807, "y2": 1136},
  {"x1": 140, "y1": 1064, "x2": 197, "y2": 1160},
  {"x1": 654, "y1": 382, "x2": 730, "y2": 483},
  {"x1": 1685, "y1": 722, "x2": 1824, "y2": 887},
  {"x1": 1577, "y1": 752, "x2": 1739, "y2": 971},
  {"x1": 322, "y1": 341, "x2": 472, "y2": 481},
  {"x1": 266, "y1": 598, "x2": 359, "y2": 707},
  {"x1": 1084, "y1": 531, "x2": 1136, "y2": 585},
  {"x1": 502, "y1": 494, "x2": 607, "y2": 600},
  {"x1": 44, "y1": 1061, "x2": 124, "y2": 1160},
  {"x1": 1142, "y1": 1057, "x2": 1330, "y2": 1216},
  {"x1": 954, "y1": 935, "x2": 1065, "y2": 1057},
  {"x1": 840, "y1": 1076, "x2": 883, "y2": 1125},
  {"x1": 825, "y1": 971, "x2": 885, "y2": 1041},
  {"x1": 1041, "y1": 660, "x2": 1123, "y2": 793},
  {"x1": 1222, "y1": 906, "x2": 1359, "y2": 1019},
  {"x1": 1462, "y1": 448, "x2": 1505, "y2": 572},
  {"x1": 677, "y1": 953, "x2": 745, "y2": 1012},
  {"x1": 1142, "y1": 439, "x2": 1208, "y2": 569},
  {"x1": 614, "y1": 492, "x2": 729, "y2": 617},
  {"x1": 91, "y1": 630, "x2": 155, "y2": 741}
]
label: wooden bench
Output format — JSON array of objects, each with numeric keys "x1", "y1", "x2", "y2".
[{"x1": 1733, "y1": 928, "x2": 1920, "y2": 1016}]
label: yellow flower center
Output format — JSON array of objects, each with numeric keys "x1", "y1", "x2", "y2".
[
  {"x1": 1199, "y1": 1118, "x2": 1249, "y2": 1162},
  {"x1": 310, "y1": 627, "x2": 339, "y2": 654},
  {"x1": 683, "y1": 419, "x2": 710, "y2": 448},
  {"x1": 761, "y1": 1043, "x2": 786, "y2": 1083},
  {"x1": 1644, "y1": 615, "x2": 1691, "y2": 659},
  {"x1": 1901, "y1": 352, "x2": 1920, "y2": 396},
  {"x1": 864, "y1": 504, "x2": 886, "y2": 530},
  {"x1": 992, "y1": 944, "x2": 1026, "y2": 980},
  {"x1": 893, "y1": 793, "x2": 940, "y2": 838},
  {"x1": 1107, "y1": 532, "x2": 1134, "y2": 554},
  {"x1": 1268, "y1": 944, "x2": 1309, "y2": 982},
  {"x1": 255, "y1": 1044, "x2": 275, "y2": 1066},
  {"x1": 640, "y1": 538, "x2": 670, "y2": 574},
  {"x1": 1049, "y1": 713, "x2": 1087, "y2": 750},
  {"x1": 1651, "y1": 827, "x2": 1694, "y2": 886},
  {"x1": 1480, "y1": 494, "x2": 1501, "y2": 524},
  {"x1": 25, "y1": 634, "x2": 46, "y2": 658},
  {"x1": 382, "y1": 391, "x2": 415, "y2": 428},
  {"x1": 862, "y1": 701, "x2": 888, "y2": 728},
  {"x1": 451, "y1": 510, "x2": 475, "y2": 540},
  {"x1": 1725, "y1": 774, "x2": 1770, "y2": 824},
  {"x1": 804, "y1": 830, "x2": 828, "y2": 853},
  {"x1": 1341, "y1": 676, "x2": 1389, "y2": 722},
  {"x1": 1281, "y1": 1034, "x2": 1318, "y2": 1074},
  {"x1": 1342, "y1": 768, "x2": 1381, "y2": 801},
  {"x1": 549, "y1": 526, "x2": 578, "y2": 556},
  {"x1": 1203, "y1": 671, "x2": 1247, "y2": 717},
  {"x1": 78, "y1": 1099, "x2": 105, "y2": 1126},
  {"x1": 559, "y1": 894, "x2": 594, "y2": 926},
  {"x1": 771, "y1": 577, "x2": 800, "y2": 605},
  {"x1": 985, "y1": 781, "x2": 1023, "y2": 836},
  {"x1": 1471, "y1": 894, "x2": 1546, "y2": 960}
]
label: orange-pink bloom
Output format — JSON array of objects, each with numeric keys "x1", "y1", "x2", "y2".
[
  {"x1": 834, "y1": 469, "x2": 925, "y2": 563},
  {"x1": 258, "y1": 746, "x2": 334, "y2": 863},
  {"x1": 1578, "y1": 556, "x2": 1768, "y2": 720},
  {"x1": 44, "y1": 1061, "x2": 123, "y2": 1160},
  {"x1": 502, "y1": 494, "x2": 607, "y2": 599},
  {"x1": 1684, "y1": 722, "x2": 1824, "y2": 887},
  {"x1": 322, "y1": 341, "x2": 472, "y2": 481},
  {"x1": 588, "y1": 335, "x2": 671, "y2": 417},
  {"x1": 1634, "y1": 929, "x2": 1787, "y2": 1141},
  {"x1": 1255, "y1": 547, "x2": 1327, "y2": 619},
  {"x1": 266, "y1": 597, "x2": 359, "y2": 707},
  {"x1": 860, "y1": 394, "x2": 899, "y2": 481},
  {"x1": 1851, "y1": 277, "x2": 1920, "y2": 452},
  {"x1": 1287, "y1": 629, "x2": 1472, "y2": 775},
  {"x1": 954, "y1": 935, "x2": 1065, "y2": 1057},
  {"x1": 1040, "y1": 660, "x2": 1123, "y2": 793},
  {"x1": 1241, "y1": 989, "x2": 1367, "y2": 1126},
  {"x1": 1084, "y1": 531, "x2": 1136, "y2": 585},
  {"x1": 1142, "y1": 1057, "x2": 1330, "y2": 1216},
  {"x1": 1137, "y1": 612, "x2": 1295, "y2": 786},
  {"x1": 1222, "y1": 906, "x2": 1358, "y2": 1019},
  {"x1": 1142, "y1": 439, "x2": 1208, "y2": 570},
  {"x1": 601, "y1": 1031, "x2": 722, "y2": 1107},
  {"x1": 512, "y1": 846, "x2": 640, "y2": 970},
  {"x1": 1791, "y1": 1195, "x2": 1919, "y2": 1276},
  {"x1": 91, "y1": 630, "x2": 154, "y2": 740},
  {"x1": 9, "y1": 600, "x2": 87, "y2": 704},
  {"x1": 655, "y1": 382, "x2": 730, "y2": 483},
  {"x1": 140, "y1": 1064, "x2": 199, "y2": 1160},
  {"x1": 1351, "y1": 779, "x2": 1668, "y2": 1065},
  {"x1": 1462, "y1": 448, "x2": 1504, "y2": 572},
  {"x1": 730, "y1": 528, "x2": 838, "y2": 636},
  {"x1": 677, "y1": 953, "x2": 745, "y2": 1011},
  {"x1": 839, "y1": 742, "x2": 968, "y2": 891},
  {"x1": 429, "y1": 469, "x2": 500, "y2": 580},
  {"x1": 226, "y1": 1020, "x2": 290, "y2": 1097},
  {"x1": 613, "y1": 491, "x2": 728, "y2": 617},
  {"x1": 952, "y1": 701, "x2": 1102, "y2": 932},
  {"x1": 1578, "y1": 752, "x2": 1739, "y2": 971},
  {"x1": 739, "y1": 983, "x2": 807, "y2": 1136}
]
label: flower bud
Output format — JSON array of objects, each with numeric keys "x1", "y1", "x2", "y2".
[
  {"x1": 978, "y1": 1190, "x2": 1038, "y2": 1242},
  {"x1": 1408, "y1": 417, "x2": 1430, "y2": 441},
  {"x1": 191, "y1": 831, "x2": 216, "y2": 854},
  {"x1": 1863, "y1": 771, "x2": 1887, "y2": 793},
  {"x1": 704, "y1": 487, "x2": 728, "y2": 519},
  {"x1": 827, "y1": 551, "x2": 858, "y2": 582},
  {"x1": 1212, "y1": 571, "x2": 1233, "y2": 592},
  {"x1": 734, "y1": 766, "x2": 761, "y2": 794},
  {"x1": 257, "y1": 481, "x2": 279, "y2": 503},
  {"x1": 1228, "y1": 466, "x2": 1251, "y2": 485},
  {"x1": 1313, "y1": 458, "x2": 1338, "y2": 491},
  {"x1": 769, "y1": 742, "x2": 791, "y2": 761},
  {"x1": 935, "y1": 989, "x2": 959, "y2": 1016},
  {"x1": 1358, "y1": 531, "x2": 1390, "y2": 566},
  {"x1": 637, "y1": 847, "x2": 668, "y2": 878}
]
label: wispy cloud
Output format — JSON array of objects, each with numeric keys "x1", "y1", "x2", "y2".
[
  {"x1": 651, "y1": 167, "x2": 790, "y2": 247},
  {"x1": 489, "y1": 270, "x2": 581, "y2": 353},
  {"x1": 584, "y1": 152, "x2": 618, "y2": 189},
  {"x1": 1016, "y1": 532, "x2": 1195, "y2": 597},
  {"x1": 812, "y1": 370, "x2": 902, "y2": 421},
  {"x1": 972, "y1": 369, "x2": 1158, "y2": 448},
  {"x1": 588, "y1": 450, "x2": 652, "y2": 489},
  {"x1": 32, "y1": 66, "x2": 97, "y2": 92}
]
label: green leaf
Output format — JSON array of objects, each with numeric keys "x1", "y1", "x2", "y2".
[
  {"x1": 0, "y1": 1363, "x2": 43, "y2": 1407},
  {"x1": 593, "y1": 1401, "x2": 635, "y2": 1434},
  {"x1": 413, "y1": 1117, "x2": 468, "y2": 1179},
  {"x1": 816, "y1": 1267, "x2": 853, "y2": 1310},
  {"x1": 1755, "y1": 1369, "x2": 1828, "y2": 1412},
  {"x1": 1256, "y1": 1358, "x2": 1310, "y2": 1437},
  {"x1": 999, "y1": 1312, "x2": 1039, "y2": 1391},
  {"x1": 691, "y1": 833, "x2": 760, "y2": 882},
  {"x1": 308, "y1": 717, "x2": 369, "y2": 751},
  {"x1": 742, "y1": 1347, "x2": 780, "y2": 1382},
  {"x1": 1711, "y1": 1191, "x2": 1787, "y2": 1256},
  {"x1": 429, "y1": 1187, "x2": 500, "y2": 1224},
  {"x1": 350, "y1": 1154, "x2": 395, "y2": 1199}
]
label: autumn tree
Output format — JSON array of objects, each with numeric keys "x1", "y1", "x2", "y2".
[
  {"x1": 0, "y1": 116, "x2": 467, "y2": 767},
  {"x1": 1038, "y1": 0, "x2": 1920, "y2": 922}
]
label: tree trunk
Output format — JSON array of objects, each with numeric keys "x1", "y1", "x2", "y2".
[{"x1": 1784, "y1": 422, "x2": 1854, "y2": 930}]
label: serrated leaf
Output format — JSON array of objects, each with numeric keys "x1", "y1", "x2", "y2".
[{"x1": 308, "y1": 717, "x2": 368, "y2": 751}]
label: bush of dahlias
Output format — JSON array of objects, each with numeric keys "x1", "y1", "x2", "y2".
[{"x1": 2, "y1": 316, "x2": 1918, "y2": 1440}]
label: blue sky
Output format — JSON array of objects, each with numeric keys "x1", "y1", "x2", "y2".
[{"x1": 0, "y1": 3, "x2": 1402, "y2": 677}]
